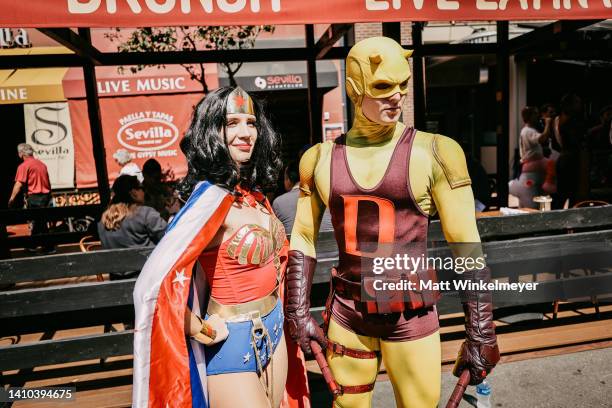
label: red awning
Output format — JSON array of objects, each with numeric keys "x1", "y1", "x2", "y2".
[{"x1": 1, "y1": 0, "x2": 610, "y2": 27}]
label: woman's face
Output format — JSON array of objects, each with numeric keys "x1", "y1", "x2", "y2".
[{"x1": 225, "y1": 113, "x2": 257, "y2": 165}]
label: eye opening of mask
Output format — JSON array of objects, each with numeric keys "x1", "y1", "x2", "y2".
[
  {"x1": 373, "y1": 82, "x2": 393, "y2": 90},
  {"x1": 400, "y1": 79, "x2": 409, "y2": 87}
]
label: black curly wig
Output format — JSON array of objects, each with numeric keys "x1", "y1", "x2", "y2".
[{"x1": 178, "y1": 86, "x2": 283, "y2": 198}]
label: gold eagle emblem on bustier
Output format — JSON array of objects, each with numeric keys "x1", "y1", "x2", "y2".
[{"x1": 226, "y1": 217, "x2": 285, "y2": 267}]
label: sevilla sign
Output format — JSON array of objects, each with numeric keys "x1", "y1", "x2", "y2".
[
  {"x1": 0, "y1": 0, "x2": 610, "y2": 27},
  {"x1": 69, "y1": 93, "x2": 203, "y2": 188},
  {"x1": 117, "y1": 111, "x2": 180, "y2": 152}
]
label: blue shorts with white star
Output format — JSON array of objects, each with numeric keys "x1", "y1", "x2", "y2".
[{"x1": 204, "y1": 299, "x2": 284, "y2": 375}]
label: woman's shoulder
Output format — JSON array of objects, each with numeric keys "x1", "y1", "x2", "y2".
[
  {"x1": 135, "y1": 205, "x2": 162, "y2": 217},
  {"x1": 184, "y1": 181, "x2": 231, "y2": 201}
]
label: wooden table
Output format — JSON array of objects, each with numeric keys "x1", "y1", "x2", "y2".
[{"x1": 477, "y1": 208, "x2": 539, "y2": 218}]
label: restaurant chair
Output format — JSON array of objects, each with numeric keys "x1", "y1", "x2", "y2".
[{"x1": 79, "y1": 235, "x2": 103, "y2": 282}]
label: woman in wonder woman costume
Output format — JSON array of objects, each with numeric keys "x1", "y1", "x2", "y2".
[{"x1": 132, "y1": 87, "x2": 309, "y2": 408}]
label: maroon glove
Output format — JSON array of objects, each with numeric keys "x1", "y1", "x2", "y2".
[
  {"x1": 453, "y1": 267, "x2": 500, "y2": 386},
  {"x1": 285, "y1": 250, "x2": 327, "y2": 357}
]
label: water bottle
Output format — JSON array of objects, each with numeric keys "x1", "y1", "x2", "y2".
[{"x1": 476, "y1": 379, "x2": 492, "y2": 408}]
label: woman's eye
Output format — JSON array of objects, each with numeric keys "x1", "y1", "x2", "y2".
[
  {"x1": 247, "y1": 121, "x2": 256, "y2": 127},
  {"x1": 374, "y1": 83, "x2": 392, "y2": 90},
  {"x1": 226, "y1": 121, "x2": 237, "y2": 127}
]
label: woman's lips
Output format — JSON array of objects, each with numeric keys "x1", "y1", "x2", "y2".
[{"x1": 233, "y1": 144, "x2": 252, "y2": 152}]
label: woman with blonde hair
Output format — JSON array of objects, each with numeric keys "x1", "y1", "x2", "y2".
[{"x1": 98, "y1": 175, "x2": 167, "y2": 279}]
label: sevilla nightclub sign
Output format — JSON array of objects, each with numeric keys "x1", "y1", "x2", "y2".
[
  {"x1": 69, "y1": 93, "x2": 203, "y2": 188},
  {"x1": 0, "y1": 0, "x2": 610, "y2": 27}
]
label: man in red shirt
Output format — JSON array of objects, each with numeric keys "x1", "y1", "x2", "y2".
[{"x1": 9, "y1": 143, "x2": 54, "y2": 253}]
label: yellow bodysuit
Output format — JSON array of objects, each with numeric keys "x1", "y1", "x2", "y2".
[{"x1": 286, "y1": 37, "x2": 493, "y2": 408}]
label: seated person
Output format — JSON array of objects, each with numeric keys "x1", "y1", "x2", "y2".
[
  {"x1": 98, "y1": 175, "x2": 167, "y2": 279},
  {"x1": 142, "y1": 158, "x2": 180, "y2": 221}
]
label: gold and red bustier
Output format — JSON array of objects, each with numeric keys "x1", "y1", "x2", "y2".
[{"x1": 199, "y1": 213, "x2": 287, "y2": 305}]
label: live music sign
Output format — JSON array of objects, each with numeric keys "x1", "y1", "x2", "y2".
[{"x1": 0, "y1": 0, "x2": 610, "y2": 27}]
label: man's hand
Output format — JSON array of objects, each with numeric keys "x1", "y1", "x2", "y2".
[
  {"x1": 453, "y1": 337, "x2": 500, "y2": 385},
  {"x1": 8, "y1": 181, "x2": 23, "y2": 208},
  {"x1": 286, "y1": 313, "x2": 327, "y2": 356},
  {"x1": 285, "y1": 250, "x2": 327, "y2": 357},
  {"x1": 453, "y1": 268, "x2": 500, "y2": 385}
]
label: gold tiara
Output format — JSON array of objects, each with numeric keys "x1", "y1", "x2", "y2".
[{"x1": 226, "y1": 87, "x2": 255, "y2": 115}]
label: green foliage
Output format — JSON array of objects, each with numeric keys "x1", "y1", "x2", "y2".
[{"x1": 105, "y1": 25, "x2": 275, "y2": 92}]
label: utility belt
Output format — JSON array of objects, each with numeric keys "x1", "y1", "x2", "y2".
[{"x1": 329, "y1": 267, "x2": 440, "y2": 315}]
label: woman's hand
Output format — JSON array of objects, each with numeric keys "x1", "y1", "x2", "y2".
[
  {"x1": 200, "y1": 314, "x2": 229, "y2": 345},
  {"x1": 185, "y1": 308, "x2": 229, "y2": 346},
  {"x1": 185, "y1": 308, "x2": 203, "y2": 337}
]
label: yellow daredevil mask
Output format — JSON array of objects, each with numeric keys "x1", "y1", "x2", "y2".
[
  {"x1": 345, "y1": 37, "x2": 413, "y2": 139},
  {"x1": 346, "y1": 36, "x2": 413, "y2": 104}
]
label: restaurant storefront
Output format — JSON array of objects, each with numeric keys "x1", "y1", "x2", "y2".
[{"x1": 0, "y1": 3, "x2": 610, "y2": 208}]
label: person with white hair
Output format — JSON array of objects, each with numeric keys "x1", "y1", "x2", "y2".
[
  {"x1": 9, "y1": 143, "x2": 55, "y2": 253},
  {"x1": 113, "y1": 149, "x2": 143, "y2": 182}
]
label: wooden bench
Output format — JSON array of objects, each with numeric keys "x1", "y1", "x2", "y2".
[{"x1": 1, "y1": 206, "x2": 611, "y2": 377}]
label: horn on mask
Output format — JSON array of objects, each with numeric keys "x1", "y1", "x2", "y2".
[{"x1": 369, "y1": 54, "x2": 383, "y2": 65}]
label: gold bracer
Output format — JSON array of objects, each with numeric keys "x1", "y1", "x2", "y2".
[{"x1": 191, "y1": 315, "x2": 217, "y2": 345}]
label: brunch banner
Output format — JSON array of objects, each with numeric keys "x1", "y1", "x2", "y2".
[
  {"x1": 0, "y1": 0, "x2": 610, "y2": 27},
  {"x1": 69, "y1": 93, "x2": 202, "y2": 188}
]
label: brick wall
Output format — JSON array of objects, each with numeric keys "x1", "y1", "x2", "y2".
[{"x1": 354, "y1": 23, "x2": 383, "y2": 41}]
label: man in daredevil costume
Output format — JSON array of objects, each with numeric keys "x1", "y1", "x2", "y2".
[{"x1": 285, "y1": 37, "x2": 500, "y2": 407}]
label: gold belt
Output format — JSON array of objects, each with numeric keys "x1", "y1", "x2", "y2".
[{"x1": 207, "y1": 291, "x2": 279, "y2": 322}]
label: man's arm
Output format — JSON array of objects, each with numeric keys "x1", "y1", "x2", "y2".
[
  {"x1": 290, "y1": 151, "x2": 326, "y2": 257},
  {"x1": 8, "y1": 181, "x2": 23, "y2": 207},
  {"x1": 538, "y1": 117, "x2": 552, "y2": 144},
  {"x1": 431, "y1": 135, "x2": 500, "y2": 385},
  {"x1": 286, "y1": 145, "x2": 328, "y2": 356}
]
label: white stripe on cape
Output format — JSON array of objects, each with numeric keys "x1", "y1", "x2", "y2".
[{"x1": 132, "y1": 182, "x2": 232, "y2": 408}]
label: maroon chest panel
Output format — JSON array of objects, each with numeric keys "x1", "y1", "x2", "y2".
[{"x1": 329, "y1": 127, "x2": 429, "y2": 281}]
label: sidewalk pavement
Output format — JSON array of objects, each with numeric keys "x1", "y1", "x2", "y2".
[{"x1": 311, "y1": 347, "x2": 612, "y2": 407}]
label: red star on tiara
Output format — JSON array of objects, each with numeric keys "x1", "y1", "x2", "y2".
[{"x1": 234, "y1": 94, "x2": 246, "y2": 108}]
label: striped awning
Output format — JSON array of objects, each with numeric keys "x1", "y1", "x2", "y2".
[{"x1": 0, "y1": 47, "x2": 71, "y2": 105}]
